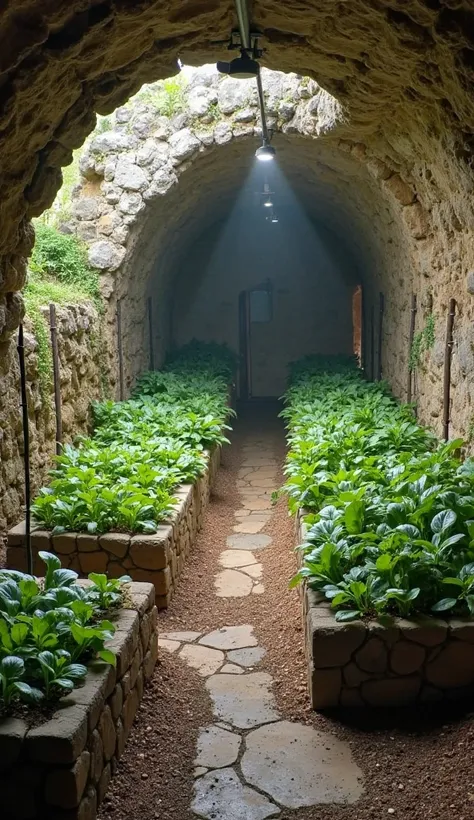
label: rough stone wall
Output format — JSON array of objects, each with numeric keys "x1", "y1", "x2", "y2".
[
  {"x1": 0, "y1": 581, "x2": 158, "y2": 820},
  {"x1": 0, "y1": 302, "x2": 103, "y2": 535}
]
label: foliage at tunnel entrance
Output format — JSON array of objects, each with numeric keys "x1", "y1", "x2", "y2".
[
  {"x1": 31, "y1": 343, "x2": 234, "y2": 535},
  {"x1": 0, "y1": 552, "x2": 122, "y2": 710},
  {"x1": 25, "y1": 225, "x2": 101, "y2": 400},
  {"x1": 283, "y1": 356, "x2": 474, "y2": 621}
]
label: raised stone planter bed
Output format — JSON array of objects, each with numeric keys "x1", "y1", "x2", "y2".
[
  {"x1": 297, "y1": 516, "x2": 474, "y2": 708},
  {"x1": 7, "y1": 446, "x2": 221, "y2": 609},
  {"x1": 0, "y1": 581, "x2": 158, "y2": 820}
]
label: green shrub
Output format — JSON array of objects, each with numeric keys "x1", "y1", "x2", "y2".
[
  {"x1": 24, "y1": 225, "x2": 101, "y2": 401},
  {"x1": 32, "y1": 344, "x2": 234, "y2": 535},
  {"x1": 0, "y1": 552, "x2": 125, "y2": 710},
  {"x1": 283, "y1": 356, "x2": 474, "y2": 621}
]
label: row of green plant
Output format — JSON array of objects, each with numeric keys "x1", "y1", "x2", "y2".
[
  {"x1": 0, "y1": 553, "x2": 126, "y2": 710},
  {"x1": 284, "y1": 355, "x2": 474, "y2": 621},
  {"x1": 32, "y1": 341, "x2": 236, "y2": 535}
]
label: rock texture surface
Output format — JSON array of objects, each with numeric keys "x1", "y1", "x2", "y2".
[{"x1": 0, "y1": 302, "x2": 102, "y2": 534}]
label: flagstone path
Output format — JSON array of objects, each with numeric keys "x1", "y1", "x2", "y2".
[{"x1": 159, "y1": 428, "x2": 364, "y2": 818}]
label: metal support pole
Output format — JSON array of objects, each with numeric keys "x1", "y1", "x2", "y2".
[
  {"x1": 407, "y1": 294, "x2": 417, "y2": 404},
  {"x1": 443, "y1": 298, "x2": 456, "y2": 441},
  {"x1": 377, "y1": 292, "x2": 384, "y2": 381},
  {"x1": 116, "y1": 299, "x2": 124, "y2": 401},
  {"x1": 49, "y1": 303, "x2": 62, "y2": 455},
  {"x1": 370, "y1": 304, "x2": 375, "y2": 381},
  {"x1": 17, "y1": 324, "x2": 33, "y2": 575},
  {"x1": 147, "y1": 297, "x2": 154, "y2": 371}
]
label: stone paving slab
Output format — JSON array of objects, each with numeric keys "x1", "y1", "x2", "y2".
[
  {"x1": 220, "y1": 664, "x2": 244, "y2": 674},
  {"x1": 158, "y1": 638, "x2": 181, "y2": 653},
  {"x1": 206, "y1": 673, "x2": 279, "y2": 729},
  {"x1": 199, "y1": 626, "x2": 258, "y2": 651},
  {"x1": 192, "y1": 768, "x2": 279, "y2": 820},
  {"x1": 241, "y1": 720, "x2": 364, "y2": 808},
  {"x1": 219, "y1": 549, "x2": 257, "y2": 568},
  {"x1": 233, "y1": 520, "x2": 267, "y2": 534},
  {"x1": 195, "y1": 725, "x2": 241, "y2": 769},
  {"x1": 179, "y1": 644, "x2": 225, "y2": 676},
  {"x1": 226, "y1": 534, "x2": 272, "y2": 551},
  {"x1": 215, "y1": 569, "x2": 254, "y2": 598},
  {"x1": 227, "y1": 647, "x2": 267, "y2": 667},
  {"x1": 239, "y1": 564, "x2": 262, "y2": 580},
  {"x1": 161, "y1": 631, "x2": 202, "y2": 642}
]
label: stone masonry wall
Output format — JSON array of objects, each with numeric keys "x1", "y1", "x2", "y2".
[
  {"x1": 7, "y1": 446, "x2": 221, "y2": 609},
  {"x1": 1, "y1": 301, "x2": 103, "y2": 537},
  {"x1": 298, "y1": 517, "x2": 474, "y2": 709},
  {"x1": 0, "y1": 581, "x2": 158, "y2": 820}
]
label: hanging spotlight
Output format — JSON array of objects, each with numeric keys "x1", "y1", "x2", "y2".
[
  {"x1": 271, "y1": 213, "x2": 279, "y2": 223},
  {"x1": 217, "y1": 49, "x2": 260, "y2": 79},
  {"x1": 255, "y1": 142, "x2": 276, "y2": 162},
  {"x1": 263, "y1": 197, "x2": 273, "y2": 208}
]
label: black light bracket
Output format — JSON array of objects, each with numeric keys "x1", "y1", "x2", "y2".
[{"x1": 226, "y1": 30, "x2": 264, "y2": 58}]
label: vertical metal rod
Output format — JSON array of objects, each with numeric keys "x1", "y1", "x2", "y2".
[
  {"x1": 234, "y1": 0, "x2": 251, "y2": 49},
  {"x1": 147, "y1": 297, "x2": 154, "y2": 371},
  {"x1": 49, "y1": 304, "x2": 62, "y2": 455},
  {"x1": 407, "y1": 293, "x2": 417, "y2": 403},
  {"x1": 17, "y1": 324, "x2": 33, "y2": 575},
  {"x1": 377, "y1": 292, "x2": 385, "y2": 381},
  {"x1": 443, "y1": 298, "x2": 456, "y2": 441},
  {"x1": 116, "y1": 299, "x2": 124, "y2": 401},
  {"x1": 370, "y1": 304, "x2": 375, "y2": 381},
  {"x1": 256, "y1": 72, "x2": 270, "y2": 144}
]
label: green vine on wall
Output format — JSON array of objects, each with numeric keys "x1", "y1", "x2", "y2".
[
  {"x1": 25, "y1": 224, "x2": 102, "y2": 402},
  {"x1": 409, "y1": 313, "x2": 436, "y2": 372}
]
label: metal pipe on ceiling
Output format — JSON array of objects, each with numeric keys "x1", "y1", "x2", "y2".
[
  {"x1": 233, "y1": 0, "x2": 271, "y2": 145},
  {"x1": 234, "y1": 0, "x2": 251, "y2": 50}
]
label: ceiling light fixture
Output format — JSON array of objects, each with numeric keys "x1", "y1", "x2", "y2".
[
  {"x1": 271, "y1": 214, "x2": 279, "y2": 223},
  {"x1": 216, "y1": 49, "x2": 260, "y2": 79},
  {"x1": 256, "y1": 142, "x2": 276, "y2": 162},
  {"x1": 263, "y1": 198, "x2": 273, "y2": 207}
]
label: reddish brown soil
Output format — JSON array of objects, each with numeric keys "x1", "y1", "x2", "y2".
[{"x1": 99, "y1": 406, "x2": 474, "y2": 820}]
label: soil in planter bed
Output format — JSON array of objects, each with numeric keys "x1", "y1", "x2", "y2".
[{"x1": 94, "y1": 409, "x2": 474, "y2": 820}]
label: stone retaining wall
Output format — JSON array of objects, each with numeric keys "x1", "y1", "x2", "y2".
[
  {"x1": 0, "y1": 302, "x2": 104, "y2": 535},
  {"x1": 7, "y1": 445, "x2": 221, "y2": 608},
  {"x1": 297, "y1": 516, "x2": 474, "y2": 708},
  {"x1": 0, "y1": 581, "x2": 158, "y2": 820}
]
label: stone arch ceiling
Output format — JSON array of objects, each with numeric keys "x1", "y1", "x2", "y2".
[{"x1": 0, "y1": 3, "x2": 474, "y2": 439}]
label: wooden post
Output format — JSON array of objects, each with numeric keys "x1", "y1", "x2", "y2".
[
  {"x1": 377, "y1": 292, "x2": 384, "y2": 381},
  {"x1": 443, "y1": 298, "x2": 456, "y2": 441},
  {"x1": 370, "y1": 304, "x2": 375, "y2": 380},
  {"x1": 116, "y1": 299, "x2": 124, "y2": 401},
  {"x1": 407, "y1": 293, "x2": 417, "y2": 403},
  {"x1": 147, "y1": 296, "x2": 154, "y2": 371},
  {"x1": 17, "y1": 324, "x2": 33, "y2": 575},
  {"x1": 49, "y1": 303, "x2": 62, "y2": 455}
]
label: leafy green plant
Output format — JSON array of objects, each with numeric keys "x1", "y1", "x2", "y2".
[
  {"x1": 32, "y1": 342, "x2": 234, "y2": 534},
  {"x1": 0, "y1": 553, "x2": 128, "y2": 710},
  {"x1": 409, "y1": 313, "x2": 436, "y2": 372},
  {"x1": 283, "y1": 355, "x2": 474, "y2": 620}
]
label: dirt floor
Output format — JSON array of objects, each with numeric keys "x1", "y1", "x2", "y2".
[{"x1": 99, "y1": 406, "x2": 474, "y2": 820}]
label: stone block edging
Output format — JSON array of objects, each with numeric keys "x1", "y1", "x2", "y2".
[
  {"x1": 7, "y1": 445, "x2": 221, "y2": 609},
  {"x1": 297, "y1": 514, "x2": 474, "y2": 708},
  {"x1": 0, "y1": 581, "x2": 158, "y2": 820}
]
